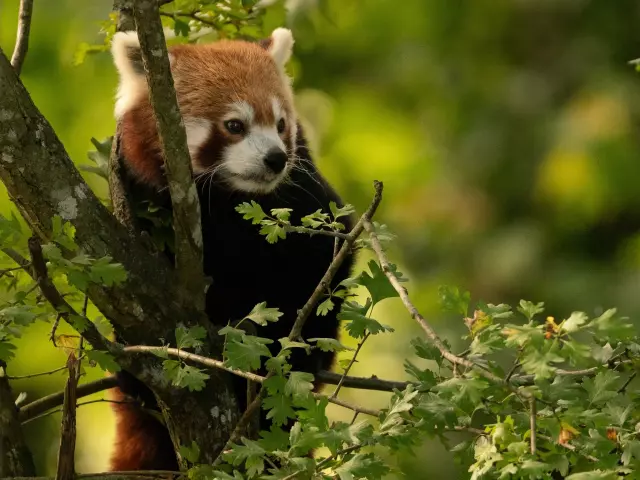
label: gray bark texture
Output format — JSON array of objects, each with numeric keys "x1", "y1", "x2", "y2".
[
  {"x1": 0, "y1": 363, "x2": 35, "y2": 477},
  {"x1": 0, "y1": 42, "x2": 239, "y2": 468}
]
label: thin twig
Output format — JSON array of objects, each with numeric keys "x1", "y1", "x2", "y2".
[
  {"x1": 529, "y1": 397, "x2": 536, "y2": 455},
  {"x1": 10, "y1": 0, "x2": 34, "y2": 75},
  {"x1": 317, "y1": 371, "x2": 408, "y2": 392},
  {"x1": 55, "y1": 353, "x2": 79, "y2": 480},
  {"x1": 124, "y1": 346, "x2": 380, "y2": 417},
  {"x1": 132, "y1": 0, "x2": 205, "y2": 306},
  {"x1": 283, "y1": 225, "x2": 350, "y2": 240},
  {"x1": 5, "y1": 364, "x2": 69, "y2": 380},
  {"x1": 19, "y1": 377, "x2": 118, "y2": 421},
  {"x1": 159, "y1": 11, "x2": 217, "y2": 27},
  {"x1": 21, "y1": 399, "x2": 136, "y2": 426},
  {"x1": 618, "y1": 372, "x2": 637, "y2": 394},
  {"x1": 288, "y1": 181, "x2": 383, "y2": 341},
  {"x1": 332, "y1": 332, "x2": 370, "y2": 398},
  {"x1": 363, "y1": 219, "x2": 504, "y2": 387},
  {"x1": 25, "y1": 237, "x2": 111, "y2": 351}
]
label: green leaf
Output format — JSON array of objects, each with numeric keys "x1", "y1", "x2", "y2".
[
  {"x1": 52, "y1": 215, "x2": 78, "y2": 251},
  {"x1": 225, "y1": 337, "x2": 272, "y2": 371},
  {"x1": 301, "y1": 209, "x2": 330, "y2": 228},
  {"x1": 411, "y1": 337, "x2": 444, "y2": 367},
  {"x1": 236, "y1": 201, "x2": 267, "y2": 224},
  {"x1": 163, "y1": 360, "x2": 209, "y2": 392},
  {"x1": 590, "y1": 308, "x2": 635, "y2": 340},
  {"x1": 244, "y1": 302, "x2": 282, "y2": 326},
  {"x1": 270, "y1": 207, "x2": 292, "y2": 222},
  {"x1": 175, "y1": 325, "x2": 207, "y2": 350},
  {"x1": 438, "y1": 285, "x2": 470, "y2": 316},
  {"x1": 0, "y1": 342, "x2": 16, "y2": 362},
  {"x1": 89, "y1": 257, "x2": 128, "y2": 286},
  {"x1": 339, "y1": 300, "x2": 394, "y2": 338},
  {"x1": 329, "y1": 201, "x2": 356, "y2": 220},
  {"x1": 173, "y1": 18, "x2": 190, "y2": 37},
  {"x1": 285, "y1": 371, "x2": 314, "y2": 398},
  {"x1": 308, "y1": 337, "x2": 353, "y2": 353},
  {"x1": 520, "y1": 344, "x2": 564, "y2": 380},
  {"x1": 224, "y1": 438, "x2": 265, "y2": 477},
  {"x1": 582, "y1": 370, "x2": 619, "y2": 406},
  {"x1": 259, "y1": 221, "x2": 287, "y2": 244},
  {"x1": 263, "y1": 393, "x2": 296, "y2": 426},
  {"x1": 562, "y1": 311, "x2": 588, "y2": 333},
  {"x1": 179, "y1": 440, "x2": 200, "y2": 463},
  {"x1": 517, "y1": 300, "x2": 545, "y2": 321},
  {"x1": 86, "y1": 350, "x2": 121, "y2": 373},
  {"x1": 357, "y1": 260, "x2": 405, "y2": 307},
  {"x1": 502, "y1": 323, "x2": 544, "y2": 348},
  {"x1": 316, "y1": 297, "x2": 335, "y2": 316}
]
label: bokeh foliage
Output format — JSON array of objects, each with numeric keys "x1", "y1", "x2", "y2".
[{"x1": 1, "y1": 0, "x2": 640, "y2": 478}]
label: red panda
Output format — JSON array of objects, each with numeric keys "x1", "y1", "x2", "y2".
[{"x1": 108, "y1": 28, "x2": 354, "y2": 471}]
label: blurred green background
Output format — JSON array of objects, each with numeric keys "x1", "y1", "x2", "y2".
[{"x1": 2, "y1": 0, "x2": 640, "y2": 478}]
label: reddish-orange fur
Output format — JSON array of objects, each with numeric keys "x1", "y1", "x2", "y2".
[
  {"x1": 109, "y1": 386, "x2": 178, "y2": 471},
  {"x1": 119, "y1": 39, "x2": 294, "y2": 186}
]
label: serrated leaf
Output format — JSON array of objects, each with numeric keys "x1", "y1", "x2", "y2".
[
  {"x1": 259, "y1": 222, "x2": 287, "y2": 244},
  {"x1": 517, "y1": 300, "x2": 545, "y2": 321},
  {"x1": 176, "y1": 325, "x2": 207, "y2": 350},
  {"x1": 0, "y1": 342, "x2": 16, "y2": 362},
  {"x1": 236, "y1": 201, "x2": 266, "y2": 224},
  {"x1": 270, "y1": 207, "x2": 292, "y2": 222},
  {"x1": 339, "y1": 300, "x2": 394, "y2": 339},
  {"x1": 225, "y1": 338, "x2": 272, "y2": 371},
  {"x1": 244, "y1": 302, "x2": 282, "y2": 326},
  {"x1": 86, "y1": 350, "x2": 121, "y2": 372},
  {"x1": 163, "y1": 360, "x2": 209, "y2": 392},
  {"x1": 357, "y1": 260, "x2": 405, "y2": 307},
  {"x1": 583, "y1": 370, "x2": 619, "y2": 406},
  {"x1": 316, "y1": 297, "x2": 335, "y2": 316},
  {"x1": 308, "y1": 337, "x2": 353, "y2": 353},
  {"x1": 438, "y1": 285, "x2": 470, "y2": 316},
  {"x1": 89, "y1": 257, "x2": 128, "y2": 286},
  {"x1": 263, "y1": 393, "x2": 296, "y2": 426},
  {"x1": 179, "y1": 440, "x2": 200, "y2": 463},
  {"x1": 563, "y1": 311, "x2": 588, "y2": 333},
  {"x1": 285, "y1": 371, "x2": 314, "y2": 398},
  {"x1": 329, "y1": 201, "x2": 355, "y2": 220}
]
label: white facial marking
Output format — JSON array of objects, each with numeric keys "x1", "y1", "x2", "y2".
[
  {"x1": 268, "y1": 28, "x2": 294, "y2": 69},
  {"x1": 272, "y1": 97, "x2": 284, "y2": 122},
  {"x1": 225, "y1": 101, "x2": 254, "y2": 125},
  {"x1": 111, "y1": 31, "x2": 147, "y2": 119},
  {"x1": 183, "y1": 116, "x2": 212, "y2": 173},
  {"x1": 222, "y1": 124, "x2": 288, "y2": 193}
]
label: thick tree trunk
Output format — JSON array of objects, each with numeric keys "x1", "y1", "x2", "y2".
[{"x1": 0, "y1": 46, "x2": 240, "y2": 468}]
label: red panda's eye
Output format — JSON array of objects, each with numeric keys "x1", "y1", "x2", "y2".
[
  {"x1": 277, "y1": 118, "x2": 286, "y2": 134},
  {"x1": 224, "y1": 119, "x2": 245, "y2": 135}
]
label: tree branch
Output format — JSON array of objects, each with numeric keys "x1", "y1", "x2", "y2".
[
  {"x1": 131, "y1": 0, "x2": 205, "y2": 307},
  {"x1": 10, "y1": 0, "x2": 33, "y2": 75},
  {"x1": 55, "y1": 354, "x2": 79, "y2": 480},
  {"x1": 26, "y1": 236, "x2": 111, "y2": 351},
  {"x1": 0, "y1": 363, "x2": 35, "y2": 476},
  {"x1": 19, "y1": 377, "x2": 118, "y2": 422},
  {"x1": 288, "y1": 181, "x2": 384, "y2": 341},
  {"x1": 363, "y1": 219, "x2": 505, "y2": 386},
  {"x1": 123, "y1": 346, "x2": 380, "y2": 417},
  {"x1": 316, "y1": 371, "x2": 409, "y2": 392},
  {"x1": 18, "y1": 369, "x2": 406, "y2": 424}
]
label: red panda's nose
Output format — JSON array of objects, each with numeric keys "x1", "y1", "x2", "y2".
[{"x1": 263, "y1": 148, "x2": 287, "y2": 174}]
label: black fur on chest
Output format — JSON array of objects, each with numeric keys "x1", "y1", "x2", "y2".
[{"x1": 115, "y1": 126, "x2": 354, "y2": 428}]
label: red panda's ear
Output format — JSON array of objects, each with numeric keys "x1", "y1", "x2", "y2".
[
  {"x1": 261, "y1": 28, "x2": 294, "y2": 70},
  {"x1": 111, "y1": 31, "x2": 176, "y2": 118}
]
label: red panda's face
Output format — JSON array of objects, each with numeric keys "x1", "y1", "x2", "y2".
[{"x1": 112, "y1": 29, "x2": 297, "y2": 194}]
